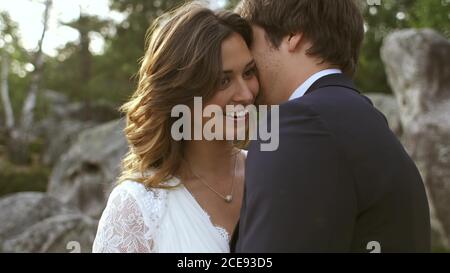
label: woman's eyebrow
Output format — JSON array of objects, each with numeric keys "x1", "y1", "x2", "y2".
[
  {"x1": 245, "y1": 60, "x2": 256, "y2": 69},
  {"x1": 222, "y1": 60, "x2": 255, "y2": 74}
]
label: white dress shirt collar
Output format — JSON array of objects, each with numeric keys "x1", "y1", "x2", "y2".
[{"x1": 288, "y1": 69, "x2": 342, "y2": 101}]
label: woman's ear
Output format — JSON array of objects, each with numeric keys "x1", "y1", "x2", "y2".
[{"x1": 287, "y1": 33, "x2": 303, "y2": 52}]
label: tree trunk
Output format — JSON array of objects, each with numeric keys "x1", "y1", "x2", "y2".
[
  {"x1": 1, "y1": 51, "x2": 14, "y2": 130},
  {"x1": 7, "y1": 0, "x2": 52, "y2": 165},
  {"x1": 20, "y1": 0, "x2": 52, "y2": 132},
  {"x1": 78, "y1": 14, "x2": 93, "y2": 120}
]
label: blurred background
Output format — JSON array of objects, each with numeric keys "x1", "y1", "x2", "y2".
[{"x1": 0, "y1": 0, "x2": 449, "y2": 252}]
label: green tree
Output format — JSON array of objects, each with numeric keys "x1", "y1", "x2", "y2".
[
  {"x1": 409, "y1": 0, "x2": 450, "y2": 37},
  {"x1": 43, "y1": 0, "x2": 186, "y2": 107},
  {"x1": 43, "y1": 42, "x2": 82, "y2": 100},
  {"x1": 0, "y1": 12, "x2": 31, "y2": 125},
  {"x1": 63, "y1": 14, "x2": 111, "y2": 86},
  {"x1": 1, "y1": 0, "x2": 52, "y2": 165},
  {"x1": 43, "y1": 13, "x2": 113, "y2": 103}
]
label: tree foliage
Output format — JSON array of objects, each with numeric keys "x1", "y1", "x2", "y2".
[
  {"x1": 0, "y1": 12, "x2": 32, "y2": 118},
  {"x1": 42, "y1": 0, "x2": 185, "y2": 106}
]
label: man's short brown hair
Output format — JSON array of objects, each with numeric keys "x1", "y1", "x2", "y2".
[{"x1": 237, "y1": 0, "x2": 364, "y2": 76}]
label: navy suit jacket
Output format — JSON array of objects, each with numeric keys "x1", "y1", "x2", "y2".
[{"x1": 231, "y1": 74, "x2": 430, "y2": 253}]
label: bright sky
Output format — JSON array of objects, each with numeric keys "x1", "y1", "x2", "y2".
[{"x1": 0, "y1": 0, "x2": 226, "y2": 57}]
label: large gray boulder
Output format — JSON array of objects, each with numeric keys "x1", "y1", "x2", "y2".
[
  {"x1": 0, "y1": 192, "x2": 97, "y2": 253},
  {"x1": 0, "y1": 192, "x2": 74, "y2": 245},
  {"x1": 381, "y1": 29, "x2": 450, "y2": 251},
  {"x1": 47, "y1": 119, "x2": 128, "y2": 219},
  {"x1": 35, "y1": 91, "x2": 120, "y2": 167},
  {"x1": 2, "y1": 214, "x2": 97, "y2": 253},
  {"x1": 40, "y1": 119, "x2": 98, "y2": 166}
]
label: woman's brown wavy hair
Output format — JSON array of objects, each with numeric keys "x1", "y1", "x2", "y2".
[{"x1": 118, "y1": 2, "x2": 253, "y2": 188}]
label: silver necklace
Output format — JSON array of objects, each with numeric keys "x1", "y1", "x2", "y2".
[{"x1": 186, "y1": 153, "x2": 238, "y2": 203}]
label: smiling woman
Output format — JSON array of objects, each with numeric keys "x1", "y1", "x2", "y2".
[{"x1": 92, "y1": 1, "x2": 257, "y2": 253}]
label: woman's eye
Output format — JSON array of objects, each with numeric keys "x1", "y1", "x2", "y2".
[
  {"x1": 243, "y1": 67, "x2": 257, "y2": 79},
  {"x1": 219, "y1": 77, "x2": 230, "y2": 90}
]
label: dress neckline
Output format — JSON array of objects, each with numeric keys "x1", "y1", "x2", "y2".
[
  {"x1": 169, "y1": 149, "x2": 247, "y2": 243},
  {"x1": 179, "y1": 184, "x2": 230, "y2": 243}
]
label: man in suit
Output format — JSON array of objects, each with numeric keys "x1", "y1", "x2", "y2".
[{"x1": 231, "y1": 0, "x2": 431, "y2": 252}]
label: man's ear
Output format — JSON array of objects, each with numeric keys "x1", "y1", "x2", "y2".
[{"x1": 287, "y1": 33, "x2": 303, "y2": 52}]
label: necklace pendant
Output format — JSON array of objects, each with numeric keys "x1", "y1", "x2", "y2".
[{"x1": 225, "y1": 195, "x2": 233, "y2": 203}]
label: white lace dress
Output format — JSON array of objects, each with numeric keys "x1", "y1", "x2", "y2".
[{"x1": 92, "y1": 177, "x2": 230, "y2": 253}]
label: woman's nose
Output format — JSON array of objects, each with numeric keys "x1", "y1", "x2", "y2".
[{"x1": 233, "y1": 78, "x2": 256, "y2": 105}]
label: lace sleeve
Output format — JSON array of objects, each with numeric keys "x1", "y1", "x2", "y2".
[{"x1": 92, "y1": 186, "x2": 154, "y2": 253}]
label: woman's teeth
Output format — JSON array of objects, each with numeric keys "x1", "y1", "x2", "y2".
[{"x1": 225, "y1": 109, "x2": 248, "y2": 119}]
